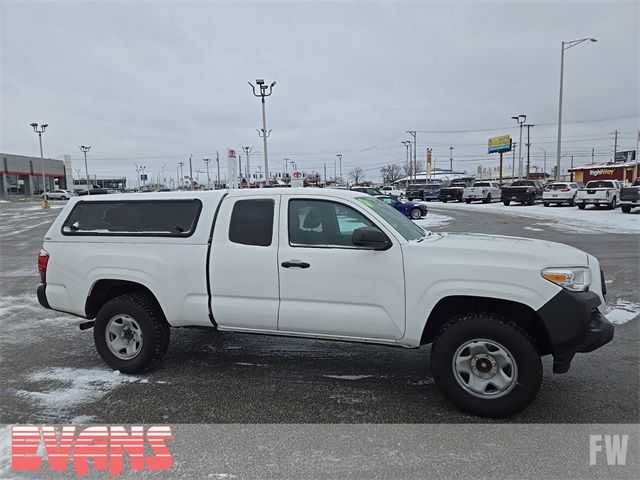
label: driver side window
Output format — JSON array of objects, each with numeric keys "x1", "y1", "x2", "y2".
[{"x1": 288, "y1": 199, "x2": 374, "y2": 247}]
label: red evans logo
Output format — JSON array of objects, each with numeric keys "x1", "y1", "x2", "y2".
[{"x1": 12, "y1": 425, "x2": 173, "y2": 478}]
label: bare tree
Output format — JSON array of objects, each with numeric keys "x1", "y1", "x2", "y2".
[
  {"x1": 380, "y1": 164, "x2": 403, "y2": 184},
  {"x1": 402, "y1": 161, "x2": 412, "y2": 177},
  {"x1": 349, "y1": 166, "x2": 365, "y2": 185},
  {"x1": 304, "y1": 171, "x2": 322, "y2": 185}
]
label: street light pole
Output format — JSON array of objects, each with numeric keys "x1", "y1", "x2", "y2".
[
  {"x1": 242, "y1": 146, "x2": 252, "y2": 186},
  {"x1": 449, "y1": 146, "x2": 454, "y2": 171},
  {"x1": 511, "y1": 142, "x2": 517, "y2": 180},
  {"x1": 336, "y1": 154, "x2": 342, "y2": 184},
  {"x1": 203, "y1": 158, "x2": 211, "y2": 188},
  {"x1": 249, "y1": 79, "x2": 276, "y2": 185},
  {"x1": 29, "y1": 123, "x2": 49, "y2": 200},
  {"x1": 178, "y1": 162, "x2": 184, "y2": 189},
  {"x1": 511, "y1": 115, "x2": 526, "y2": 179},
  {"x1": 79, "y1": 146, "x2": 91, "y2": 193},
  {"x1": 406, "y1": 131, "x2": 417, "y2": 183},
  {"x1": 538, "y1": 147, "x2": 547, "y2": 176},
  {"x1": 556, "y1": 37, "x2": 597, "y2": 180},
  {"x1": 524, "y1": 124, "x2": 534, "y2": 178}
]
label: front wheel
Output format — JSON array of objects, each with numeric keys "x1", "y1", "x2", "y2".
[
  {"x1": 543, "y1": 202, "x2": 550, "y2": 207},
  {"x1": 442, "y1": 199, "x2": 448, "y2": 203},
  {"x1": 621, "y1": 205, "x2": 632, "y2": 213},
  {"x1": 578, "y1": 203, "x2": 586, "y2": 210},
  {"x1": 410, "y1": 208, "x2": 422, "y2": 220},
  {"x1": 94, "y1": 293, "x2": 170, "y2": 373},
  {"x1": 431, "y1": 312, "x2": 542, "y2": 417},
  {"x1": 483, "y1": 194, "x2": 492, "y2": 204},
  {"x1": 465, "y1": 199, "x2": 471, "y2": 204},
  {"x1": 502, "y1": 200, "x2": 510, "y2": 206}
]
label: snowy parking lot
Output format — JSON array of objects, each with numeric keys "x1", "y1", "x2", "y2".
[{"x1": 0, "y1": 199, "x2": 638, "y2": 433}]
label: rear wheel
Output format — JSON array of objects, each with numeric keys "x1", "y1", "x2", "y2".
[
  {"x1": 483, "y1": 194, "x2": 492, "y2": 204},
  {"x1": 527, "y1": 194, "x2": 535, "y2": 206},
  {"x1": 465, "y1": 199, "x2": 472, "y2": 204},
  {"x1": 543, "y1": 202, "x2": 550, "y2": 207},
  {"x1": 442, "y1": 199, "x2": 448, "y2": 203},
  {"x1": 608, "y1": 197, "x2": 617, "y2": 210},
  {"x1": 410, "y1": 208, "x2": 422, "y2": 220},
  {"x1": 503, "y1": 200, "x2": 510, "y2": 206},
  {"x1": 621, "y1": 205, "x2": 632, "y2": 213},
  {"x1": 578, "y1": 203, "x2": 586, "y2": 210},
  {"x1": 430, "y1": 312, "x2": 542, "y2": 417},
  {"x1": 569, "y1": 195, "x2": 576, "y2": 207},
  {"x1": 94, "y1": 293, "x2": 170, "y2": 373}
]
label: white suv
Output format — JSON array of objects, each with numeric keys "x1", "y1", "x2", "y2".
[
  {"x1": 542, "y1": 182, "x2": 579, "y2": 207},
  {"x1": 42, "y1": 189, "x2": 73, "y2": 200}
]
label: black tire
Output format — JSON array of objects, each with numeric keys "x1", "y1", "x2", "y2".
[
  {"x1": 527, "y1": 194, "x2": 535, "y2": 206},
  {"x1": 608, "y1": 197, "x2": 617, "y2": 210},
  {"x1": 543, "y1": 202, "x2": 550, "y2": 207},
  {"x1": 94, "y1": 293, "x2": 170, "y2": 374},
  {"x1": 431, "y1": 312, "x2": 542, "y2": 418},
  {"x1": 407, "y1": 197, "x2": 414, "y2": 201},
  {"x1": 483, "y1": 194, "x2": 491, "y2": 204},
  {"x1": 442, "y1": 199, "x2": 448, "y2": 203},
  {"x1": 569, "y1": 196, "x2": 575, "y2": 207},
  {"x1": 410, "y1": 208, "x2": 422, "y2": 220},
  {"x1": 621, "y1": 205, "x2": 632, "y2": 213},
  {"x1": 465, "y1": 199, "x2": 471, "y2": 204},
  {"x1": 503, "y1": 200, "x2": 510, "y2": 206}
]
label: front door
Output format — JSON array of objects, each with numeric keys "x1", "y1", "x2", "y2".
[{"x1": 277, "y1": 195, "x2": 405, "y2": 340}]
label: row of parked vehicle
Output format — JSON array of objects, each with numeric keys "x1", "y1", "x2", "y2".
[{"x1": 405, "y1": 178, "x2": 640, "y2": 213}]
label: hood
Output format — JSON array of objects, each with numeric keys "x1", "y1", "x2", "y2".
[{"x1": 418, "y1": 232, "x2": 588, "y2": 268}]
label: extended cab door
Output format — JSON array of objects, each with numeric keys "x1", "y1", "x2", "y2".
[
  {"x1": 209, "y1": 194, "x2": 280, "y2": 330},
  {"x1": 277, "y1": 195, "x2": 406, "y2": 340}
]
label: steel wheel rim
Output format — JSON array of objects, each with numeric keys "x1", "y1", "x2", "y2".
[
  {"x1": 105, "y1": 314, "x2": 143, "y2": 360},
  {"x1": 452, "y1": 338, "x2": 518, "y2": 399},
  {"x1": 411, "y1": 209, "x2": 421, "y2": 219}
]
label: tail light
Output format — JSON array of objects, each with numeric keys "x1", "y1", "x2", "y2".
[
  {"x1": 606, "y1": 190, "x2": 610, "y2": 197},
  {"x1": 38, "y1": 249, "x2": 49, "y2": 283},
  {"x1": 561, "y1": 188, "x2": 570, "y2": 192}
]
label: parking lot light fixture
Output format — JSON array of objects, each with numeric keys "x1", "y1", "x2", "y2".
[
  {"x1": 556, "y1": 38, "x2": 597, "y2": 180},
  {"x1": 30, "y1": 123, "x2": 49, "y2": 205},
  {"x1": 249, "y1": 79, "x2": 276, "y2": 184},
  {"x1": 79, "y1": 146, "x2": 91, "y2": 192},
  {"x1": 511, "y1": 115, "x2": 526, "y2": 179}
]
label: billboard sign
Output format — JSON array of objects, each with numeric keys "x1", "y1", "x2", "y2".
[
  {"x1": 488, "y1": 135, "x2": 512, "y2": 153},
  {"x1": 614, "y1": 150, "x2": 636, "y2": 163},
  {"x1": 291, "y1": 171, "x2": 304, "y2": 188}
]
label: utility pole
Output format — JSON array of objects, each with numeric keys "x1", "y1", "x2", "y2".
[
  {"x1": 511, "y1": 142, "x2": 517, "y2": 181},
  {"x1": 203, "y1": 158, "x2": 211, "y2": 188},
  {"x1": 336, "y1": 154, "x2": 342, "y2": 184},
  {"x1": 324, "y1": 163, "x2": 327, "y2": 184},
  {"x1": 249, "y1": 79, "x2": 276, "y2": 184},
  {"x1": 178, "y1": 162, "x2": 184, "y2": 189},
  {"x1": 511, "y1": 115, "x2": 526, "y2": 179},
  {"x1": 524, "y1": 124, "x2": 534, "y2": 178},
  {"x1": 592, "y1": 148, "x2": 595, "y2": 163},
  {"x1": 613, "y1": 130, "x2": 618, "y2": 162},
  {"x1": 538, "y1": 147, "x2": 547, "y2": 176},
  {"x1": 189, "y1": 154, "x2": 193, "y2": 190},
  {"x1": 238, "y1": 155, "x2": 242, "y2": 187},
  {"x1": 176, "y1": 164, "x2": 180, "y2": 189},
  {"x1": 406, "y1": 131, "x2": 417, "y2": 182},
  {"x1": 216, "y1": 151, "x2": 220, "y2": 188},
  {"x1": 79, "y1": 146, "x2": 91, "y2": 193},
  {"x1": 449, "y1": 146, "x2": 454, "y2": 171}
]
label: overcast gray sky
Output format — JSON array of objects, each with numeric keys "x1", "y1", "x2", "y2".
[{"x1": 1, "y1": 0, "x2": 638, "y2": 186}]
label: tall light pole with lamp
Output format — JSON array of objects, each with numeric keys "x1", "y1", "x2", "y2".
[
  {"x1": 29, "y1": 122, "x2": 49, "y2": 203},
  {"x1": 79, "y1": 146, "x2": 91, "y2": 193},
  {"x1": 336, "y1": 154, "x2": 343, "y2": 184},
  {"x1": 556, "y1": 38, "x2": 597, "y2": 180},
  {"x1": 203, "y1": 158, "x2": 211, "y2": 188},
  {"x1": 511, "y1": 115, "x2": 526, "y2": 179},
  {"x1": 249, "y1": 79, "x2": 276, "y2": 184},
  {"x1": 537, "y1": 147, "x2": 547, "y2": 176},
  {"x1": 449, "y1": 146, "x2": 454, "y2": 171},
  {"x1": 242, "y1": 146, "x2": 252, "y2": 185}
]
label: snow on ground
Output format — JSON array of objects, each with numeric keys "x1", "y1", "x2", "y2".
[
  {"x1": 605, "y1": 299, "x2": 640, "y2": 325},
  {"x1": 16, "y1": 367, "x2": 140, "y2": 419},
  {"x1": 427, "y1": 201, "x2": 639, "y2": 234},
  {"x1": 414, "y1": 212, "x2": 453, "y2": 230}
]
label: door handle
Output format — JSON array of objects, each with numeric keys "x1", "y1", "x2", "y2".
[{"x1": 281, "y1": 260, "x2": 310, "y2": 269}]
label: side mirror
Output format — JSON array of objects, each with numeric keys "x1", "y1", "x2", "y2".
[{"x1": 352, "y1": 227, "x2": 392, "y2": 250}]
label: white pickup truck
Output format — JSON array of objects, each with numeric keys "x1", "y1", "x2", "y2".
[
  {"x1": 37, "y1": 188, "x2": 613, "y2": 417},
  {"x1": 575, "y1": 180, "x2": 622, "y2": 210},
  {"x1": 462, "y1": 181, "x2": 502, "y2": 204}
]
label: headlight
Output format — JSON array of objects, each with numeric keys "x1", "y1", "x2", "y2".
[{"x1": 541, "y1": 267, "x2": 591, "y2": 292}]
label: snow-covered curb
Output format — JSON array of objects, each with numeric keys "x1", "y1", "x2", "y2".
[{"x1": 427, "y1": 201, "x2": 639, "y2": 234}]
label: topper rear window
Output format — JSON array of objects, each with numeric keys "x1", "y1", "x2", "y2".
[{"x1": 61, "y1": 200, "x2": 202, "y2": 237}]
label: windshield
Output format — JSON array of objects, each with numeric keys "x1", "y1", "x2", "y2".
[{"x1": 356, "y1": 197, "x2": 426, "y2": 241}]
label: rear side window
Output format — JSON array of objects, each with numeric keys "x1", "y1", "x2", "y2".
[
  {"x1": 229, "y1": 199, "x2": 274, "y2": 247},
  {"x1": 62, "y1": 200, "x2": 202, "y2": 236}
]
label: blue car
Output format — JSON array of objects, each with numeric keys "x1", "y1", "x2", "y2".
[{"x1": 376, "y1": 195, "x2": 427, "y2": 220}]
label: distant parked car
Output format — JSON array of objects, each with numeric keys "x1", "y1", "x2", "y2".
[
  {"x1": 375, "y1": 195, "x2": 427, "y2": 220},
  {"x1": 76, "y1": 188, "x2": 110, "y2": 196},
  {"x1": 501, "y1": 180, "x2": 544, "y2": 206},
  {"x1": 406, "y1": 183, "x2": 442, "y2": 201},
  {"x1": 379, "y1": 185, "x2": 405, "y2": 198},
  {"x1": 439, "y1": 182, "x2": 467, "y2": 202},
  {"x1": 42, "y1": 189, "x2": 73, "y2": 200},
  {"x1": 351, "y1": 186, "x2": 384, "y2": 196},
  {"x1": 542, "y1": 182, "x2": 580, "y2": 207}
]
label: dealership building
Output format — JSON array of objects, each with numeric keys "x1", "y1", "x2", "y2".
[
  {"x1": 1, "y1": 153, "x2": 74, "y2": 198},
  {"x1": 568, "y1": 151, "x2": 638, "y2": 184}
]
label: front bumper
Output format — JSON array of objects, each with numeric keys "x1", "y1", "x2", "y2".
[{"x1": 536, "y1": 290, "x2": 614, "y2": 373}]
